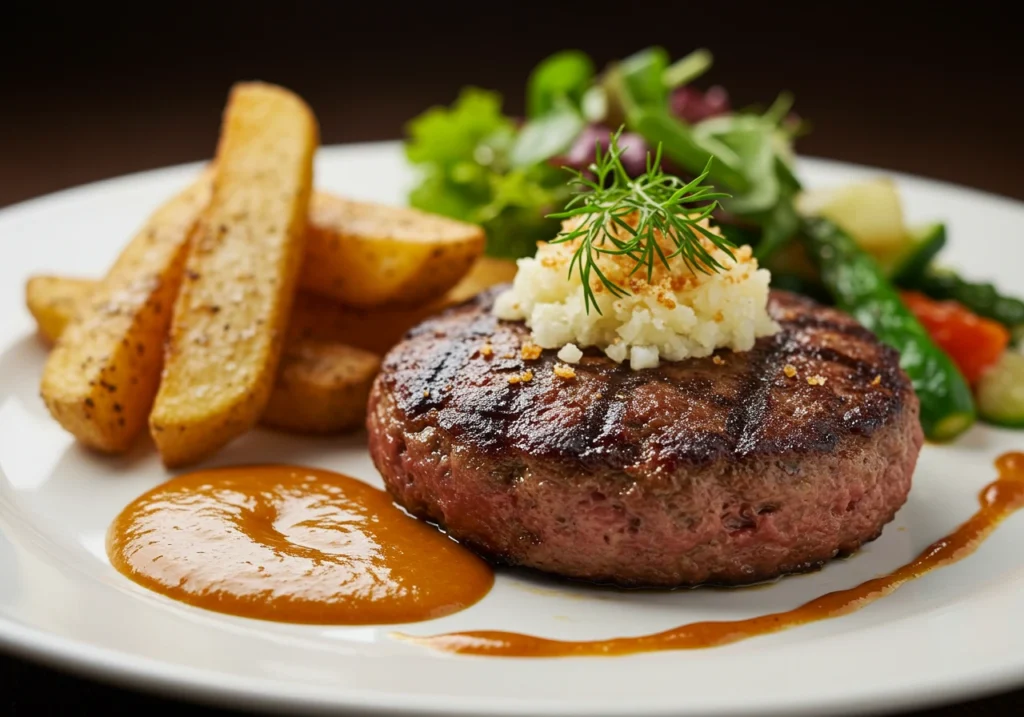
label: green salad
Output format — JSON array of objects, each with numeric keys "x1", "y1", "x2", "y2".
[{"x1": 403, "y1": 47, "x2": 1024, "y2": 442}]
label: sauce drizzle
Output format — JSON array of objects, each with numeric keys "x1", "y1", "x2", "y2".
[
  {"x1": 400, "y1": 452, "x2": 1024, "y2": 657},
  {"x1": 107, "y1": 465, "x2": 494, "y2": 624}
]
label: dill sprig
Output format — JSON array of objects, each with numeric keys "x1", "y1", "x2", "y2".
[{"x1": 548, "y1": 128, "x2": 734, "y2": 314}]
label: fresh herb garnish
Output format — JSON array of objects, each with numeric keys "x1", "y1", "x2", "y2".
[{"x1": 548, "y1": 128, "x2": 733, "y2": 314}]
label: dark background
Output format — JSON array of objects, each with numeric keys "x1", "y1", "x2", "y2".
[
  {"x1": 2, "y1": 2, "x2": 1022, "y2": 715},
  {"x1": 1, "y1": 2, "x2": 1022, "y2": 208}
]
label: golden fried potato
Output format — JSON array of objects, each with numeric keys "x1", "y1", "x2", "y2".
[
  {"x1": 25, "y1": 275, "x2": 95, "y2": 344},
  {"x1": 27, "y1": 275, "x2": 380, "y2": 436},
  {"x1": 40, "y1": 174, "x2": 212, "y2": 453},
  {"x1": 300, "y1": 195, "x2": 485, "y2": 308},
  {"x1": 150, "y1": 83, "x2": 318, "y2": 467},
  {"x1": 26, "y1": 256, "x2": 514, "y2": 353},
  {"x1": 286, "y1": 292, "x2": 441, "y2": 355},
  {"x1": 288, "y1": 257, "x2": 519, "y2": 354},
  {"x1": 261, "y1": 339, "x2": 380, "y2": 434}
]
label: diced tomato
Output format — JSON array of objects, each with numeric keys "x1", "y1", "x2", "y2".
[{"x1": 900, "y1": 291, "x2": 1010, "y2": 384}]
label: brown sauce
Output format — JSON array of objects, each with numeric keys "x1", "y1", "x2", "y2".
[
  {"x1": 107, "y1": 465, "x2": 494, "y2": 624},
  {"x1": 400, "y1": 452, "x2": 1024, "y2": 657}
]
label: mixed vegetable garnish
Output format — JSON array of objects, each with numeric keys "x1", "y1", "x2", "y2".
[{"x1": 404, "y1": 47, "x2": 1024, "y2": 440}]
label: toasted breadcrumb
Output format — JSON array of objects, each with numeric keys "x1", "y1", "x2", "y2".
[
  {"x1": 521, "y1": 342, "x2": 542, "y2": 360},
  {"x1": 712, "y1": 355, "x2": 725, "y2": 366},
  {"x1": 872, "y1": 375, "x2": 882, "y2": 386},
  {"x1": 783, "y1": 364, "x2": 797, "y2": 378},
  {"x1": 422, "y1": 389, "x2": 430, "y2": 397},
  {"x1": 502, "y1": 352, "x2": 516, "y2": 359},
  {"x1": 508, "y1": 370, "x2": 534, "y2": 384},
  {"x1": 553, "y1": 364, "x2": 576, "y2": 380},
  {"x1": 807, "y1": 375, "x2": 827, "y2": 386},
  {"x1": 479, "y1": 343, "x2": 493, "y2": 357}
]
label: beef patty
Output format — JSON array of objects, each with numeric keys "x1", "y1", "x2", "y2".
[{"x1": 367, "y1": 288, "x2": 923, "y2": 587}]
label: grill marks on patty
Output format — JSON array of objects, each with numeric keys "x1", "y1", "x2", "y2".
[{"x1": 381, "y1": 288, "x2": 911, "y2": 471}]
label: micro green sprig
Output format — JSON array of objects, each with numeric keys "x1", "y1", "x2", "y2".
[{"x1": 548, "y1": 128, "x2": 734, "y2": 314}]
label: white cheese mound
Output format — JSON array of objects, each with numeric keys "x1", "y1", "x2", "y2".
[{"x1": 493, "y1": 214, "x2": 779, "y2": 370}]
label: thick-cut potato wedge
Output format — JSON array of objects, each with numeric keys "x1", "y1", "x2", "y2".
[
  {"x1": 29, "y1": 254, "x2": 514, "y2": 359},
  {"x1": 289, "y1": 257, "x2": 519, "y2": 353},
  {"x1": 261, "y1": 339, "x2": 381, "y2": 434},
  {"x1": 150, "y1": 83, "x2": 318, "y2": 467},
  {"x1": 300, "y1": 195, "x2": 485, "y2": 308},
  {"x1": 25, "y1": 275, "x2": 95, "y2": 344},
  {"x1": 29, "y1": 271, "x2": 424, "y2": 359},
  {"x1": 39, "y1": 175, "x2": 213, "y2": 453},
  {"x1": 28, "y1": 194, "x2": 488, "y2": 348},
  {"x1": 27, "y1": 271, "x2": 453, "y2": 358},
  {"x1": 27, "y1": 275, "x2": 380, "y2": 436},
  {"x1": 287, "y1": 292, "x2": 441, "y2": 355}
]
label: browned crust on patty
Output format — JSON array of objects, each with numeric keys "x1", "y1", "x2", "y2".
[{"x1": 376, "y1": 287, "x2": 914, "y2": 471}]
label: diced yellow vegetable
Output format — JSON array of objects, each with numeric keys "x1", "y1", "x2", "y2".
[{"x1": 797, "y1": 178, "x2": 907, "y2": 255}]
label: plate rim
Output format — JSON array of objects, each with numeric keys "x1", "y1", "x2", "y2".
[
  {"x1": 3, "y1": 613, "x2": 1023, "y2": 717},
  {"x1": 2, "y1": 141, "x2": 1023, "y2": 717}
]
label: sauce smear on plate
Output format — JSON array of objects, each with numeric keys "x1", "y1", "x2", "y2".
[
  {"x1": 402, "y1": 452, "x2": 1024, "y2": 657},
  {"x1": 107, "y1": 465, "x2": 493, "y2": 624}
]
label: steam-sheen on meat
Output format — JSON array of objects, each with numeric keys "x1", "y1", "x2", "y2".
[{"x1": 367, "y1": 288, "x2": 922, "y2": 587}]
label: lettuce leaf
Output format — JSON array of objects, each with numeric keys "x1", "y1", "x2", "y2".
[{"x1": 405, "y1": 87, "x2": 568, "y2": 258}]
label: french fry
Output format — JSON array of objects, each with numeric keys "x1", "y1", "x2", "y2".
[
  {"x1": 25, "y1": 275, "x2": 95, "y2": 344},
  {"x1": 28, "y1": 276, "x2": 383, "y2": 435},
  {"x1": 261, "y1": 339, "x2": 380, "y2": 434},
  {"x1": 29, "y1": 257, "x2": 517, "y2": 359},
  {"x1": 25, "y1": 272, "x2": 413, "y2": 356},
  {"x1": 39, "y1": 173, "x2": 213, "y2": 453},
  {"x1": 150, "y1": 83, "x2": 318, "y2": 467},
  {"x1": 300, "y1": 195, "x2": 485, "y2": 308},
  {"x1": 27, "y1": 277, "x2": 381, "y2": 436},
  {"x1": 27, "y1": 194, "x2": 488, "y2": 348}
]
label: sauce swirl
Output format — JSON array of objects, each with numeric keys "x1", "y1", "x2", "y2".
[
  {"x1": 107, "y1": 465, "x2": 493, "y2": 624},
  {"x1": 401, "y1": 452, "x2": 1024, "y2": 657}
]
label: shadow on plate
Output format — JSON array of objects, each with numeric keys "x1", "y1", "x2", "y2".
[{"x1": 0, "y1": 333, "x2": 51, "y2": 421}]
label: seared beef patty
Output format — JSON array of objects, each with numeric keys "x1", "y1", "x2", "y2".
[{"x1": 367, "y1": 288, "x2": 923, "y2": 587}]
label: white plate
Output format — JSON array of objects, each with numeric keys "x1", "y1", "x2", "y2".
[{"x1": 1, "y1": 142, "x2": 1023, "y2": 717}]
